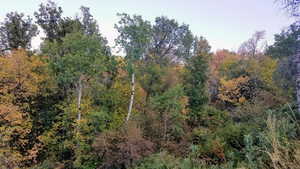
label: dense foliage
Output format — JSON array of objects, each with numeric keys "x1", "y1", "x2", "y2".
[{"x1": 1, "y1": 1, "x2": 300, "y2": 169}]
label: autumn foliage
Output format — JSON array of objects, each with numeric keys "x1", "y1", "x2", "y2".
[{"x1": 0, "y1": 1, "x2": 300, "y2": 169}]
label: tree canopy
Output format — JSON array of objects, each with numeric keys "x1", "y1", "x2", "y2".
[{"x1": 1, "y1": 2, "x2": 300, "y2": 169}]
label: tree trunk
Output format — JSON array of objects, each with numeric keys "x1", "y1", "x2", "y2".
[
  {"x1": 77, "y1": 76, "x2": 83, "y2": 121},
  {"x1": 295, "y1": 47, "x2": 300, "y2": 113},
  {"x1": 126, "y1": 73, "x2": 135, "y2": 122}
]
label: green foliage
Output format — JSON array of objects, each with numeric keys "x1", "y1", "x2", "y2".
[
  {"x1": 266, "y1": 23, "x2": 300, "y2": 99},
  {"x1": 133, "y1": 152, "x2": 239, "y2": 169},
  {"x1": 151, "y1": 85, "x2": 186, "y2": 141},
  {"x1": 79, "y1": 6, "x2": 111, "y2": 55},
  {"x1": 34, "y1": 0, "x2": 64, "y2": 42},
  {"x1": 184, "y1": 37, "x2": 210, "y2": 124},
  {"x1": 0, "y1": 12, "x2": 37, "y2": 51},
  {"x1": 91, "y1": 79, "x2": 133, "y2": 128},
  {"x1": 43, "y1": 31, "x2": 106, "y2": 92},
  {"x1": 267, "y1": 23, "x2": 300, "y2": 59},
  {"x1": 243, "y1": 110, "x2": 300, "y2": 169},
  {"x1": 190, "y1": 106, "x2": 229, "y2": 130},
  {"x1": 151, "y1": 85, "x2": 185, "y2": 114},
  {"x1": 137, "y1": 62, "x2": 166, "y2": 101},
  {"x1": 216, "y1": 123, "x2": 253, "y2": 157},
  {"x1": 2, "y1": 3, "x2": 300, "y2": 169},
  {"x1": 133, "y1": 152, "x2": 180, "y2": 169},
  {"x1": 38, "y1": 98, "x2": 109, "y2": 168},
  {"x1": 219, "y1": 58, "x2": 247, "y2": 79},
  {"x1": 149, "y1": 16, "x2": 194, "y2": 64},
  {"x1": 191, "y1": 122, "x2": 254, "y2": 166},
  {"x1": 115, "y1": 13, "x2": 152, "y2": 73},
  {"x1": 273, "y1": 56, "x2": 296, "y2": 98}
]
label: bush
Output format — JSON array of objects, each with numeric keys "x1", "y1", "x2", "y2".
[
  {"x1": 189, "y1": 106, "x2": 229, "y2": 129},
  {"x1": 191, "y1": 122, "x2": 254, "y2": 166},
  {"x1": 133, "y1": 152, "x2": 179, "y2": 169},
  {"x1": 92, "y1": 122, "x2": 155, "y2": 169},
  {"x1": 244, "y1": 112, "x2": 300, "y2": 169},
  {"x1": 133, "y1": 151, "x2": 243, "y2": 169}
]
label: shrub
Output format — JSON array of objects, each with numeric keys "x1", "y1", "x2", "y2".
[
  {"x1": 244, "y1": 112, "x2": 300, "y2": 169},
  {"x1": 133, "y1": 151, "x2": 242, "y2": 169},
  {"x1": 92, "y1": 122, "x2": 155, "y2": 169}
]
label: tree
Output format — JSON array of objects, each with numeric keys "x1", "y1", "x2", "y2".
[
  {"x1": 184, "y1": 36, "x2": 210, "y2": 125},
  {"x1": 267, "y1": 23, "x2": 300, "y2": 59},
  {"x1": 151, "y1": 85, "x2": 186, "y2": 142},
  {"x1": 58, "y1": 16, "x2": 82, "y2": 39},
  {"x1": 80, "y1": 6, "x2": 98, "y2": 36},
  {"x1": 0, "y1": 12, "x2": 37, "y2": 51},
  {"x1": 137, "y1": 61, "x2": 166, "y2": 102},
  {"x1": 279, "y1": 0, "x2": 300, "y2": 17},
  {"x1": 0, "y1": 49, "x2": 48, "y2": 167},
  {"x1": 266, "y1": 24, "x2": 300, "y2": 97},
  {"x1": 148, "y1": 16, "x2": 194, "y2": 65},
  {"x1": 115, "y1": 13, "x2": 152, "y2": 122},
  {"x1": 277, "y1": 0, "x2": 300, "y2": 112},
  {"x1": 43, "y1": 31, "x2": 107, "y2": 122},
  {"x1": 34, "y1": 0, "x2": 63, "y2": 42},
  {"x1": 218, "y1": 76, "x2": 250, "y2": 106},
  {"x1": 238, "y1": 31, "x2": 266, "y2": 58},
  {"x1": 79, "y1": 6, "x2": 111, "y2": 55},
  {"x1": 210, "y1": 50, "x2": 239, "y2": 77}
]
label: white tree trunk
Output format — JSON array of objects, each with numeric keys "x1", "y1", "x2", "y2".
[
  {"x1": 126, "y1": 73, "x2": 135, "y2": 122},
  {"x1": 77, "y1": 76, "x2": 83, "y2": 121}
]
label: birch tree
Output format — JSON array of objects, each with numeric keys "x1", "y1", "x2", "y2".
[
  {"x1": 43, "y1": 31, "x2": 106, "y2": 122},
  {"x1": 115, "y1": 13, "x2": 152, "y2": 122}
]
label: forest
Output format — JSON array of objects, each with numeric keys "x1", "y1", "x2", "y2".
[{"x1": 1, "y1": 0, "x2": 300, "y2": 169}]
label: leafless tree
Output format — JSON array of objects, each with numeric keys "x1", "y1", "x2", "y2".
[{"x1": 238, "y1": 31, "x2": 266, "y2": 58}]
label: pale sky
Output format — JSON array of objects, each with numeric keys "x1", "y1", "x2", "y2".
[{"x1": 0, "y1": 0, "x2": 296, "y2": 53}]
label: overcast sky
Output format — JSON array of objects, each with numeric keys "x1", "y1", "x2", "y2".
[{"x1": 0, "y1": 0, "x2": 296, "y2": 53}]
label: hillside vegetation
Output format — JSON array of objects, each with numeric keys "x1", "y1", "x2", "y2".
[{"x1": 1, "y1": 1, "x2": 300, "y2": 169}]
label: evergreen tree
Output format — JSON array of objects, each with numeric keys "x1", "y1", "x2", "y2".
[{"x1": 184, "y1": 36, "x2": 210, "y2": 125}]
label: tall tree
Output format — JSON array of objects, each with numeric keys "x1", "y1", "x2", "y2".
[
  {"x1": 184, "y1": 36, "x2": 210, "y2": 126},
  {"x1": 0, "y1": 49, "x2": 48, "y2": 167},
  {"x1": 266, "y1": 23, "x2": 300, "y2": 96},
  {"x1": 238, "y1": 31, "x2": 266, "y2": 58},
  {"x1": 267, "y1": 23, "x2": 300, "y2": 59},
  {"x1": 138, "y1": 16, "x2": 193, "y2": 101},
  {"x1": 80, "y1": 6, "x2": 98, "y2": 36},
  {"x1": 79, "y1": 6, "x2": 111, "y2": 55},
  {"x1": 58, "y1": 16, "x2": 82, "y2": 39},
  {"x1": 34, "y1": 0, "x2": 63, "y2": 42},
  {"x1": 43, "y1": 31, "x2": 107, "y2": 122},
  {"x1": 278, "y1": 0, "x2": 300, "y2": 112},
  {"x1": 151, "y1": 85, "x2": 186, "y2": 142},
  {"x1": 148, "y1": 16, "x2": 194, "y2": 65},
  {"x1": 115, "y1": 13, "x2": 152, "y2": 122},
  {"x1": 0, "y1": 12, "x2": 37, "y2": 51}
]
